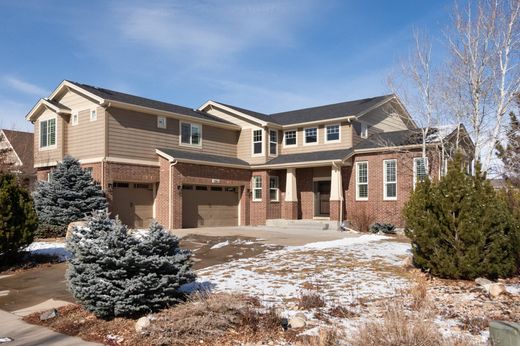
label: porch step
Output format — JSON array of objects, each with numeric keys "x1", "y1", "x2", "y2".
[{"x1": 265, "y1": 219, "x2": 339, "y2": 231}]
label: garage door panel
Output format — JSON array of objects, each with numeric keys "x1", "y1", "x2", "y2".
[
  {"x1": 112, "y1": 182, "x2": 154, "y2": 228},
  {"x1": 182, "y1": 186, "x2": 239, "y2": 228}
]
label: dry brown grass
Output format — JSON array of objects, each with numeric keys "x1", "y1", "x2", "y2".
[
  {"x1": 298, "y1": 292, "x2": 326, "y2": 310},
  {"x1": 327, "y1": 305, "x2": 359, "y2": 318},
  {"x1": 301, "y1": 328, "x2": 343, "y2": 346},
  {"x1": 410, "y1": 274, "x2": 429, "y2": 311},
  {"x1": 348, "y1": 303, "x2": 473, "y2": 346},
  {"x1": 148, "y1": 292, "x2": 285, "y2": 345}
]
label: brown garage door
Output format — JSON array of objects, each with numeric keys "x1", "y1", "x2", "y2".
[
  {"x1": 182, "y1": 185, "x2": 239, "y2": 228},
  {"x1": 112, "y1": 182, "x2": 154, "y2": 228}
]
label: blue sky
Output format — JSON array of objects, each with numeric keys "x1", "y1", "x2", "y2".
[{"x1": 0, "y1": 0, "x2": 452, "y2": 131}]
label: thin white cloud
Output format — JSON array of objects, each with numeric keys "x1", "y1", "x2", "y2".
[
  {"x1": 113, "y1": 1, "x2": 314, "y2": 65},
  {"x1": 3, "y1": 76, "x2": 48, "y2": 96},
  {"x1": 0, "y1": 99, "x2": 33, "y2": 131}
]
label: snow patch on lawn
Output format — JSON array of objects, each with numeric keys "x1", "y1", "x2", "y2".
[
  {"x1": 24, "y1": 242, "x2": 69, "y2": 260},
  {"x1": 287, "y1": 234, "x2": 389, "y2": 250},
  {"x1": 210, "y1": 240, "x2": 230, "y2": 249}
]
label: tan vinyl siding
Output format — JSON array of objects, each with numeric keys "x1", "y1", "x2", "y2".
[
  {"x1": 34, "y1": 109, "x2": 63, "y2": 167},
  {"x1": 361, "y1": 104, "x2": 409, "y2": 132},
  {"x1": 107, "y1": 108, "x2": 237, "y2": 161},
  {"x1": 64, "y1": 107, "x2": 105, "y2": 159},
  {"x1": 280, "y1": 122, "x2": 352, "y2": 155}
]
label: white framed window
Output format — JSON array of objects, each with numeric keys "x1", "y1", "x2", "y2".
[
  {"x1": 269, "y1": 130, "x2": 278, "y2": 156},
  {"x1": 383, "y1": 159, "x2": 397, "y2": 200},
  {"x1": 413, "y1": 157, "x2": 429, "y2": 187},
  {"x1": 284, "y1": 130, "x2": 297, "y2": 147},
  {"x1": 90, "y1": 109, "x2": 97, "y2": 121},
  {"x1": 180, "y1": 122, "x2": 201, "y2": 146},
  {"x1": 71, "y1": 113, "x2": 78, "y2": 126},
  {"x1": 325, "y1": 124, "x2": 340, "y2": 142},
  {"x1": 252, "y1": 129, "x2": 263, "y2": 155},
  {"x1": 157, "y1": 116, "x2": 167, "y2": 129},
  {"x1": 304, "y1": 127, "x2": 318, "y2": 145},
  {"x1": 252, "y1": 176, "x2": 262, "y2": 201},
  {"x1": 39, "y1": 117, "x2": 57, "y2": 149},
  {"x1": 360, "y1": 122, "x2": 368, "y2": 139},
  {"x1": 269, "y1": 176, "x2": 279, "y2": 202},
  {"x1": 47, "y1": 169, "x2": 54, "y2": 182},
  {"x1": 356, "y1": 161, "x2": 368, "y2": 200}
]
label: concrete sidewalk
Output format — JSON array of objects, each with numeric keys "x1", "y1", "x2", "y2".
[{"x1": 0, "y1": 309, "x2": 101, "y2": 346}]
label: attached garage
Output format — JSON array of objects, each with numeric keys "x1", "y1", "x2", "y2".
[
  {"x1": 111, "y1": 182, "x2": 155, "y2": 228},
  {"x1": 182, "y1": 185, "x2": 239, "y2": 228}
]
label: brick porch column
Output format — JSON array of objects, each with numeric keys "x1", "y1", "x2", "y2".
[
  {"x1": 283, "y1": 168, "x2": 298, "y2": 219},
  {"x1": 330, "y1": 161, "x2": 343, "y2": 221}
]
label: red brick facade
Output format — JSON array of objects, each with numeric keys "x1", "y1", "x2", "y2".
[{"x1": 35, "y1": 148, "x2": 440, "y2": 229}]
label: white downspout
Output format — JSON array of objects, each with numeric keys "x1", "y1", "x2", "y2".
[{"x1": 168, "y1": 159, "x2": 178, "y2": 229}]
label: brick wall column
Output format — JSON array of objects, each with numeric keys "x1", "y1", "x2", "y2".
[
  {"x1": 250, "y1": 170, "x2": 268, "y2": 225},
  {"x1": 282, "y1": 168, "x2": 298, "y2": 219},
  {"x1": 330, "y1": 162, "x2": 344, "y2": 221}
]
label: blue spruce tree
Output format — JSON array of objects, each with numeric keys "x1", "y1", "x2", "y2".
[
  {"x1": 66, "y1": 212, "x2": 195, "y2": 319},
  {"x1": 33, "y1": 155, "x2": 107, "y2": 227}
]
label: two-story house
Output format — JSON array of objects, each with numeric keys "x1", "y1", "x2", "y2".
[{"x1": 26, "y1": 80, "x2": 473, "y2": 229}]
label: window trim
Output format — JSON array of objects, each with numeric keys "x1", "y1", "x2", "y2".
[
  {"x1": 413, "y1": 157, "x2": 429, "y2": 187},
  {"x1": 252, "y1": 175, "x2": 262, "y2": 201},
  {"x1": 157, "y1": 116, "x2": 167, "y2": 129},
  {"x1": 179, "y1": 122, "x2": 202, "y2": 147},
  {"x1": 39, "y1": 116, "x2": 57, "y2": 151},
  {"x1": 269, "y1": 129, "x2": 278, "y2": 157},
  {"x1": 283, "y1": 130, "x2": 297, "y2": 147},
  {"x1": 90, "y1": 108, "x2": 97, "y2": 122},
  {"x1": 325, "y1": 124, "x2": 341, "y2": 143},
  {"x1": 71, "y1": 112, "x2": 78, "y2": 126},
  {"x1": 269, "y1": 176, "x2": 279, "y2": 202},
  {"x1": 252, "y1": 129, "x2": 264, "y2": 156},
  {"x1": 304, "y1": 127, "x2": 319, "y2": 145},
  {"x1": 383, "y1": 159, "x2": 397, "y2": 201},
  {"x1": 355, "y1": 161, "x2": 369, "y2": 201}
]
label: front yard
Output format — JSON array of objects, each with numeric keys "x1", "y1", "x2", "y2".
[{"x1": 3, "y1": 233, "x2": 520, "y2": 345}]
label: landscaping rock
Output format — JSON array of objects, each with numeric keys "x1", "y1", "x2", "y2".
[
  {"x1": 135, "y1": 316, "x2": 151, "y2": 333},
  {"x1": 39, "y1": 308, "x2": 58, "y2": 321},
  {"x1": 475, "y1": 277, "x2": 493, "y2": 287},
  {"x1": 489, "y1": 283, "x2": 507, "y2": 298},
  {"x1": 289, "y1": 315, "x2": 306, "y2": 328},
  {"x1": 66, "y1": 221, "x2": 87, "y2": 239},
  {"x1": 294, "y1": 312, "x2": 307, "y2": 321}
]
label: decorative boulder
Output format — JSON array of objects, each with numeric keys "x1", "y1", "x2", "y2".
[
  {"x1": 289, "y1": 315, "x2": 306, "y2": 328},
  {"x1": 489, "y1": 283, "x2": 507, "y2": 298},
  {"x1": 135, "y1": 316, "x2": 151, "y2": 333},
  {"x1": 66, "y1": 221, "x2": 87, "y2": 240},
  {"x1": 475, "y1": 277, "x2": 493, "y2": 287},
  {"x1": 40, "y1": 308, "x2": 58, "y2": 321}
]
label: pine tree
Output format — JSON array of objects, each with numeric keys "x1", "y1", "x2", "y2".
[
  {"x1": 496, "y1": 111, "x2": 520, "y2": 187},
  {"x1": 404, "y1": 154, "x2": 519, "y2": 280},
  {"x1": 33, "y1": 155, "x2": 107, "y2": 227},
  {"x1": 66, "y1": 212, "x2": 195, "y2": 319},
  {"x1": 0, "y1": 172, "x2": 37, "y2": 264}
]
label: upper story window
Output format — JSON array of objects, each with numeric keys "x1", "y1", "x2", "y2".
[
  {"x1": 252, "y1": 176, "x2": 262, "y2": 201},
  {"x1": 71, "y1": 113, "x2": 78, "y2": 126},
  {"x1": 269, "y1": 130, "x2": 277, "y2": 156},
  {"x1": 157, "y1": 116, "x2": 167, "y2": 129},
  {"x1": 40, "y1": 117, "x2": 56, "y2": 149},
  {"x1": 356, "y1": 161, "x2": 368, "y2": 200},
  {"x1": 269, "y1": 176, "x2": 279, "y2": 202},
  {"x1": 360, "y1": 122, "x2": 368, "y2": 139},
  {"x1": 383, "y1": 159, "x2": 397, "y2": 200},
  {"x1": 413, "y1": 157, "x2": 428, "y2": 186},
  {"x1": 180, "y1": 122, "x2": 201, "y2": 146},
  {"x1": 326, "y1": 124, "x2": 340, "y2": 142},
  {"x1": 253, "y1": 129, "x2": 263, "y2": 155},
  {"x1": 284, "y1": 130, "x2": 296, "y2": 147},
  {"x1": 90, "y1": 109, "x2": 97, "y2": 121},
  {"x1": 304, "y1": 127, "x2": 318, "y2": 144}
]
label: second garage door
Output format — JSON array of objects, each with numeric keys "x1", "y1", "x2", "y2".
[{"x1": 182, "y1": 185, "x2": 239, "y2": 228}]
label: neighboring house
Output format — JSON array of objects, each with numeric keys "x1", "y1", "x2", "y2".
[
  {"x1": 0, "y1": 129, "x2": 35, "y2": 187},
  {"x1": 25, "y1": 80, "x2": 473, "y2": 229}
]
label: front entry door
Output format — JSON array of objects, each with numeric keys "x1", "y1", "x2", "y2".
[{"x1": 314, "y1": 180, "x2": 331, "y2": 217}]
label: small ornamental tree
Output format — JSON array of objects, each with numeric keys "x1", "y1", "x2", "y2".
[
  {"x1": 33, "y1": 155, "x2": 107, "y2": 232},
  {"x1": 0, "y1": 172, "x2": 37, "y2": 263},
  {"x1": 66, "y1": 211, "x2": 195, "y2": 319},
  {"x1": 404, "y1": 154, "x2": 519, "y2": 280},
  {"x1": 496, "y1": 111, "x2": 520, "y2": 187}
]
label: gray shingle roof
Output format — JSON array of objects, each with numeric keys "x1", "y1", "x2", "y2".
[
  {"x1": 215, "y1": 102, "x2": 273, "y2": 123},
  {"x1": 66, "y1": 81, "x2": 232, "y2": 125},
  {"x1": 269, "y1": 95, "x2": 392, "y2": 125},
  {"x1": 263, "y1": 148, "x2": 354, "y2": 165},
  {"x1": 157, "y1": 148, "x2": 249, "y2": 167}
]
